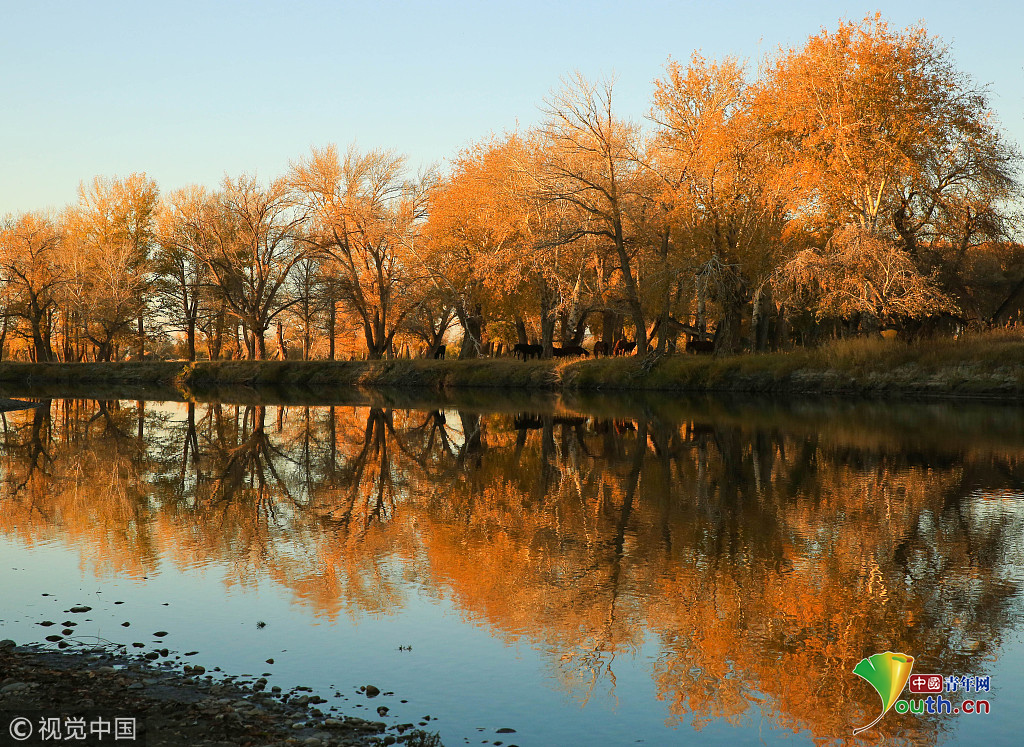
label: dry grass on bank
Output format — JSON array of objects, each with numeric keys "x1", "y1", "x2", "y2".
[{"x1": 0, "y1": 329, "x2": 1021, "y2": 400}]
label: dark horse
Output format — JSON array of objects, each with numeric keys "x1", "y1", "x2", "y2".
[
  {"x1": 512, "y1": 343, "x2": 543, "y2": 360},
  {"x1": 612, "y1": 339, "x2": 636, "y2": 356},
  {"x1": 553, "y1": 345, "x2": 589, "y2": 358}
]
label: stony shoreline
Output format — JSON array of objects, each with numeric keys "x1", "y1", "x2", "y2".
[{"x1": 0, "y1": 640, "x2": 443, "y2": 747}]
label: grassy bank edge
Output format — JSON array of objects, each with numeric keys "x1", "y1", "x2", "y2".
[{"x1": 0, "y1": 336, "x2": 1021, "y2": 400}]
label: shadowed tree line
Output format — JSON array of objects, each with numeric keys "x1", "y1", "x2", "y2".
[
  {"x1": 1, "y1": 396, "x2": 1022, "y2": 744},
  {"x1": 2, "y1": 15, "x2": 1022, "y2": 363}
]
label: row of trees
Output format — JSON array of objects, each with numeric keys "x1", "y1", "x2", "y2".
[
  {"x1": 0, "y1": 148, "x2": 434, "y2": 362},
  {"x1": 2, "y1": 15, "x2": 1021, "y2": 362}
]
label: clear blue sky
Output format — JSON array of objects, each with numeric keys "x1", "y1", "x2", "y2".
[{"x1": 2, "y1": 0, "x2": 1022, "y2": 214}]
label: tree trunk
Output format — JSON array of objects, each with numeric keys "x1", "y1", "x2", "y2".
[
  {"x1": 276, "y1": 321, "x2": 288, "y2": 360},
  {"x1": 61, "y1": 310, "x2": 73, "y2": 362},
  {"x1": 540, "y1": 314, "x2": 556, "y2": 357},
  {"x1": 453, "y1": 302, "x2": 482, "y2": 359},
  {"x1": 515, "y1": 317, "x2": 529, "y2": 345},
  {"x1": 751, "y1": 284, "x2": 772, "y2": 353},
  {"x1": 183, "y1": 295, "x2": 198, "y2": 360},
  {"x1": 241, "y1": 325, "x2": 252, "y2": 359},
  {"x1": 137, "y1": 314, "x2": 145, "y2": 359},
  {"x1": 570, "y1": 312, "x2": 589, "y2": 345},
  {"x1": 540, "y1": 282, "x2": 556, "y2": 357},
  {"x1": 557, "y1": 309, "x2": 570, "y2": 345},
  {"x1": 253, "y1": 328, "x2": 266, "y2": 360},
  {"x1": 326, "y1": 296, "x2": 336, "y2": 360},
  {"x1": 696, "y1": 284, "x2": 707, "y2": 336},
  {"x1": 990, "y1": 274, "x2": 1024, "y2": 326},
  {"x1": 657, "y1": 226, "x2": 672, "y2": 353},
  {"x1": 772, "y1": 305, "x2": 788, "y2": 351},
  {"x1": 210, "y1": 306, "x2": 224, "y2": 360},
  {"x1": 363, "y1": 310, "x2": 389, "y2": 360},
  {"x1": 466, "y1": 304, "x2": 485, "y2": 359},
  {"x1": 31, "y1": 316, "x2": 51, "y2": 362},
  {"x1": 715, "y1": 293, "x2": 745, "y2": 354},
  {"x1": 612, "y1": 224, "x2": 646, "y2": 354},
  {"x1": 602, "y1": 309, "x2": 621, "y2": 346}
]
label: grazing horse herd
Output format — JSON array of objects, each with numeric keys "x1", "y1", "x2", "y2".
[
  {"x1": 384, "y1": 337, "x2": 713, "y2": 360},
  {"x1": 503, "y1": 336, "x2": 712, "y2": 360}
]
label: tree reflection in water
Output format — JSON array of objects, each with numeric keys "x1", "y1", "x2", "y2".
[{"x1": 1, "y1": 396, "x2": 1022, "y2": 744}]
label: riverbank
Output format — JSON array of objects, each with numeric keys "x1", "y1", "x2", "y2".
[
  {"x1": 0, "y1": 641, "x2": 441, "y2": 747},
  {"x1": 0, "y1": 334, "x2": 1022, "y2": 400}
]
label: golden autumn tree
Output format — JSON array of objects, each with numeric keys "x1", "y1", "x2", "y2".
[
  {"x1": 289, "y1": 145, "x2": 431, "y2": 359},
  {"x1": 758, "y1": 14, "x2": 1020, "y2": 327},
  {"x1": 63, "y1": 174, "x2": 159, "y2": 361},
  {"x1": 650, "y1": 54, "x2": 792, "y2": 352},
  {"x1": 0, "y1": 212, "x2": 65, "y2": 360},
  {"x1": 758, "y1": 15, "x2": 953, "y2": 232},
  {"x1": 538, "y1": 74, "x2": 653, "y2": 353},
  {"x1": 422, "y1": 134, "x2": 527, "y2": 357},
  {"x1": 154, "y1": 185, "x2": 215, "y2": 360},
  {"x1": 778, "y1": 226, "x2": 952, "y2": 325},
  {"x1": 178, "y1": 175, "x2": 310, "y2": 359},
  {"x1": 425, "y1": 132, "x2": 593, "y2": 356}
]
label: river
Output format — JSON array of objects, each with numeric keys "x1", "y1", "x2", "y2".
[{"x1": 1, "y1": 392, "x2": 1022, "y2": 745}]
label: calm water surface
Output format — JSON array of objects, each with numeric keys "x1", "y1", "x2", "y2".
[{"x1": 1, "y1": 392, "x2": 1023, "y2": 746}]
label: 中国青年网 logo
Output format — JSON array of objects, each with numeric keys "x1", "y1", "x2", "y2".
[{"x1": 852, "y1": 651, "x2": 992, "y2": 734}]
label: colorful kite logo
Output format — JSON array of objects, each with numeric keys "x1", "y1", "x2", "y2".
[{"x1": 852, "y1": 652, "x2": 915, "y2": 734}]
